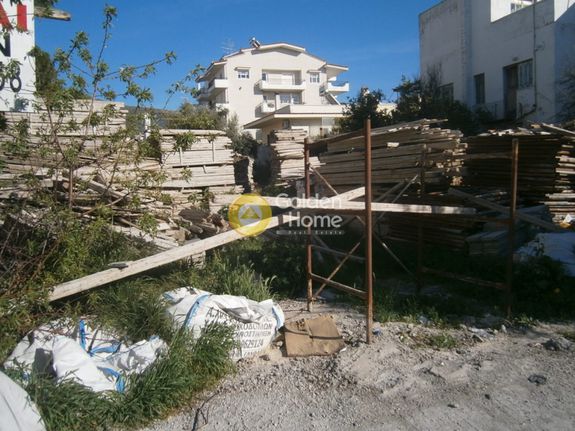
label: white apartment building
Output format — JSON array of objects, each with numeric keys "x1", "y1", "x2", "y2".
[
  {"x1": 419, "y1": 0, "x2": 575, "y2": 123},
  {"x1": 195, "y1": 40, "x2": 349, "y2": 141}
]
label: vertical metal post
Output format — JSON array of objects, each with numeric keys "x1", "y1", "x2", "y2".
[
  {"x1": 416, "y1": 145, "x2": 427, "y2": 294},
  {"x1": 506, "y1": 138, "x2": 519, "y2": 318},
  {"x1": 304, "y1": 139, "x2": 313, "y2": 312},
  {"x1": 364, "y1": 118, "x2": 373, "y2": 344}
]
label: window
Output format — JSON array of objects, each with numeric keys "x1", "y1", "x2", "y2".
[
  {"x1": 518, "y1": 60, "x2": 533, "y2": 89},
  {"x1": 279, "y1": 93, "x2": 301, "y2": 105},
  {"x1": 474, "y1": 73, "x2": 485, "y2": 105},
  {"x1": 309, "y1": 72, "x2": 320, "y2": 83},
  {"x1": 279, "y1": 94, "x2": 291, "y2": 104},
  {"x1": 439, "y1": 83, "x2": 454, "y2": 102},
  {"x1": 511, "y1": 1, "x2": 532, "y2": 13},
  {"x1": 282, "y1": 120, "x2": 291, "y2": 129},
  {"x1": 262, "y1": 72, "x2": 268, "y2": 81},
  {"x1": 237, "y1": 69, "x2": 249, "y2": 79}
]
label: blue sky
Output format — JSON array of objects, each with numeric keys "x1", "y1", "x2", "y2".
[{"x1": 37, "y1": 0, "x2": 439, "y2": 109}]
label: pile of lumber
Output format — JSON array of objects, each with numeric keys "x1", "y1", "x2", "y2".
[
  {"x1": 383, "y1": 194, "x2": 481, "y2": 251},
  {"x1": 158, "y1": 129, "x2": 239, "y2": 188},
  {"x1": 314, "y1": 120, "x2": 464, "y2": 193},
  {"x1": 0, "y1": 105, "x2": 242, "y2": 250},
  {"x1": 1, "y1": 100, "x2": 128, "y2": 140},
  {"x1": 268, "y1": 129, "x2": 320, "y2": 185},
  {"x1": 461, "y1": 125, "x2": 575, "y2": 224},
  {"x1": 0, "y1": 100, "x2": 130, "y2": 200}
]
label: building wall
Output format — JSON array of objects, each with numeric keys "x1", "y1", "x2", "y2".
[
  {"x1": 419, "y1": 0, "x2": 466, "y2": 101},
  {"x1": 420, "y1": 0, "x2": 574, "y2": 123},
  {"x1": 554, "y1": 1, "x2": 575, "y2": 120}
]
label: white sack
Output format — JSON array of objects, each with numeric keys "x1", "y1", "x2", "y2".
[
  {"x1": 0, "y1": 371, "x2": 45, "y2": 431},
  {"x1": 164, "y1": 287, "x2": 284, "y2": 360},
  {"x1": 52, "y1": 336, "x2": 117, "y2": 393},
  {"x1": 4, "y1": 319, "x2": 166, "y2": 393}
]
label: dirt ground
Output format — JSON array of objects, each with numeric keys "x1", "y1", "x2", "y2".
[{"x1": 142, "y1": 299, "x2": 575, "y2": 431}]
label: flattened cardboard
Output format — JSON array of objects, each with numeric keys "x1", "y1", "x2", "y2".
[{"x1": 284, "y1": 315, "x2": 345, "y2": 357}]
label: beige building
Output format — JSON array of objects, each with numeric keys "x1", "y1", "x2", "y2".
[{"x1": 196, "y1": 40, "x2": 349, "y2": 141}]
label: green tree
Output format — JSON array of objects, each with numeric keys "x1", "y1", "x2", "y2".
[
  {"x1": 165, "y1": 101, "x2": 226, "y2": 130},
  {"x1": 391, "y1": 71, "x2": 487, "y2": 136},
  {"x1": 225, "y1": 114, "x2": 258, "y2": 157},
  {"x1": 338, "y1": 87, "x2": 392, "y2": 132}
]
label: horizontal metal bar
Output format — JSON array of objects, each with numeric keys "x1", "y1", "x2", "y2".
[
  {"x1": 311, "y1": 244, "x2": 365, "y2": 262},
  {"x1": 310, "y1": 273, "x2": 367, "y2": 300},
  {"x1": 421, "y1": 267, "x2": 506, "y2": 290}
]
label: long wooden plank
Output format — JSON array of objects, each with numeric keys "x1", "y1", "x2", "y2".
[
  {"x1": 448, "y1": 188, "x2": 562, "y2": 231},
  {"x1": 49, "y1": 213, "x2": 300, "y2": 301},
  {"x1": 48, "y1": 188, "x2": 367, "y2": 301},
  {"x1": 263, "y1": 196, "x2": 475, "y2": 215}
]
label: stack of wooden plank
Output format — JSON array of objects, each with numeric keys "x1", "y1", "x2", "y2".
[
  {"x1": 461, "y1": 127, "x2": 575, "y2": 224},
  {"x1": 314, "y1": 120, "x2": 464, "y2": 192},
  {"x1": 268, "y1": 129, "x2": 320, "y2": 185},
  {"x1": 0, "y1": 106, "x2": 239, "y2": 249},
  {"x1": 1, "y1": 100, "x2": 128, "y2": 139},
  {"x1": 0, "y1": 100, "x2": 129, "y2": 200},
  {"x1": 151, "y1": 129, "x2": 244, "y2": 207},
  {"x1": 383, "y1": 194, "x2": 481, "y2": 251}
]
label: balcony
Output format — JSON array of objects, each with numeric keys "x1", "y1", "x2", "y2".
[
  {"x1": 257, "y1": 78, "x2": 306, "y2": 92},
  {"x1": 321, "y1": 81, "x2": 349, "y2": 94},
  {"x1": 215, "y1": 102, "x2": 230, "y2": 111},
  {"x1": 258, "y1": 100, "x2": 277, "y2": 114},
  {"x1": 197, "y1": 78, "x2": 228, "y2": 101}
]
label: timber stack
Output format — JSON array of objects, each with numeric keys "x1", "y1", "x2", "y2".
[
  {"x1": 313, "y1": 119, "x2": 464, "y2": 193},
  {"x1": 268, "y1": 129, "x2": 320, "y2": 185},
  {"x1": 0, "y1": 103, "x2": 246, "y2": 250},
  {"x1": 152, "y1": 129, "x2": 244, "y2": 205},
  {"x1": 461, "y1": 125, "x2": 575, "y2": 224}
]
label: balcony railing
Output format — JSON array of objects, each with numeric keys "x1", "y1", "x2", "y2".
[
  {"x1": 258, "y1": 101, "x2": 277, "y2": 113},
  {"x1": 321, "y1": 81, "x2": 349, "y2": 94},
  {"x1": 258, "y1": 78, "x2": 306, "y2": 91},
  {"x1": 197, "y1": 78, "x2": 228, "y2": 100}
]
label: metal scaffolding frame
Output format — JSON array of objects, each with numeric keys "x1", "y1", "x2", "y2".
[{"x1": 304, "y1": 123, "x2": 520, "y2": 343}]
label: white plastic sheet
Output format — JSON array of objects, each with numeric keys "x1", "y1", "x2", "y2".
[
  {"x1": 0, "y1": 371, "x2": 45, "y2": 431},
  {"x1": 164, "y1": 288, "x2": 284, "y2": 360},
  {"x1": 517, "y1": 232, "x2": 575, "y2": 276},
  {"x1": 4, "y1": 319, "x2": 166, "y2": 393}
]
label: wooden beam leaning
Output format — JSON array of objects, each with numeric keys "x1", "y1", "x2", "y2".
[
  {"x1": 310, "y1": 274, "x2": 367, "y2": 300},
  {"x1": 311, "y1": 244, "x2": 365, "y2": 263},
  {"x1": 49, "y1": 213, "x2": 300, "y2": 301}
]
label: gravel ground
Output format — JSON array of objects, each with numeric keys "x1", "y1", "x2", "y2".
[{"x1": 141, "y1": 299, "x2": 575, "y2": 431}]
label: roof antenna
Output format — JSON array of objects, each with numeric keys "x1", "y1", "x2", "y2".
[
  {"x1": 221, "y1": 38, "x2": 235, "y2": 55},
  {"x1": 249, "y1": 37, "x2": 261, "y2": 49}
]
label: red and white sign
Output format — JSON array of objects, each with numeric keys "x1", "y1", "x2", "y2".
[{"x1": 0, "y1": 0, "x2": 35, "y2": 112}]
